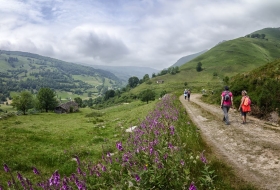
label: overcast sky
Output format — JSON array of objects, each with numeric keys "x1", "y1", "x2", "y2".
[{"x1": 0, "y1": 0, "x2": 280, "y2": 70}]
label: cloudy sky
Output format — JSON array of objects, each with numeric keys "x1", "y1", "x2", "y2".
[{"x1": 0, "y1": 0, "x2": 280, "y2": 70}]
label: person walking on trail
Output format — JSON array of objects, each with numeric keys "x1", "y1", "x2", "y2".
[
  {"x1": 187, "y1": 89, "x2": 191, "y2": 101},
  {"x1": 238, "y1": 90, "x2": 251, "y2": 124},
  {"x1": 184, "y1": 89, "x2": 188, "y2": 100},
  {"x1": 220, "y1": 86, "x2": 233, "y2": 125}
]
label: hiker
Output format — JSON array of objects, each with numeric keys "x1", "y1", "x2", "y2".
[
  {"x1": 220, "y1": 86, "x2": 233, "y2": 125},
  {"x1": 238, "y1": 90, "x2": 251, "y2": 124},
  {"x1": 187, "y1": 89, "x2": 191, "y2": 101},
  {"x1": 184, "y1": 89, "x2": 188, "y2": 100}
]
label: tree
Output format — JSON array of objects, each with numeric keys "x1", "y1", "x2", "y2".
[
  {"x1": 104, "y1": 90, "x2": 115, "y2": 100},
  {"x1": 128, "y1": 76, "x2": 139, "y2": 88},
  {"x1": 11, "y1": 91, "x2": 34, "y2": 115},
  {"x1": 139, "y1": 89, "x2": 156, "y2": 104},
  {"x1": 74, "y1": 97, "x2": 83, "y2": 107},
  {"x1": 196, "y1": 62, "x2": 202, "y2": 72},
  {"x1": 37, "y1": 87, "x2": 58, "y2": 112},
  {"x1": 142, "y1": 74, "x2": 150, "y2": 82}
]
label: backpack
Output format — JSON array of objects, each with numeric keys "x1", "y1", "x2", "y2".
[
  {"x1": 224, "y1": 91, "x2": 230, "y2": 101},
  {"x1": 244, "y1": 96, "x2": 251, "y2": 106}
]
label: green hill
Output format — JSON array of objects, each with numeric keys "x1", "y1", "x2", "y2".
[
  {"x1": 0, "y1": 50, "x2": 122, "y2": 101},
  {"x1": 229, "y1": 58, "x2": 280, "y2": 117},
  {"x1": 129, "y1": 27, "x2": 280, "y2": 96}
]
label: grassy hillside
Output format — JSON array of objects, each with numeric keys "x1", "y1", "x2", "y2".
[
  {"x1": 0, "y1": 50, "x2": 122, "y2": 101},
  {"x1": 128, "y1": 27, "x2": 280, "y2": 97}
]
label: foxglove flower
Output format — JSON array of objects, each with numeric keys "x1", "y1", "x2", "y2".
[
  {"x1": 200, "y1": 150, "x2": 207, "y2": 164},
  {"x1": 32, "y1": 167, "x2": 40, "y2": 175},
  {"x1": 3, "y1": 164, "x2": 10, "y2": 172},
  {"x1": 189, "y1": 181, "x2": 197, "y2": 190},
  {"x1": 135, "y1": 174, "x2": 140, "y2": 182},
  {"x1": 169, "y1": 125, "x2": 175, "y2": 135},
  {"x1": 116, "y1": 142, "x2": 123, "y2": 151},
  {"x1": 101, "y1": 165, "x2": 106, "y2": 172},
  {"x1": 74, "y1": 155, "x2": 81, "y2": 166},
  {"x1": 180, "y1": 160, "x2": 185, "y2": 166}
]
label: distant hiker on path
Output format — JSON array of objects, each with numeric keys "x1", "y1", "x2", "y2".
[
  {"x1": 184, "y1": 89, "x2": 188, "y2": 100},
  {"x1": 220, "y1": 86, "x2": 233, "y2": 125},
  {"x1": 187, "y1": 89, "x2": 191, "y2": 101},
  {"x1": 238, "y1": 90, "x2": 251, "y2": 124}
]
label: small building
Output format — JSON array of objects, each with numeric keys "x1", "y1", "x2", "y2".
[
  {"x1": 54, "y1": 101, "x2": 79, "y2": 114},
  {"x1": 157, "y1": 80, "x2": 164, "y2": 84}
]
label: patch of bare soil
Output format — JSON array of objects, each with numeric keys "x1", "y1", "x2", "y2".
[{"x1": 180, "y1": 94, "x2": 280, "y2": 190}]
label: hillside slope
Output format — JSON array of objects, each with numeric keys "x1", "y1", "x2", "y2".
[
  {"x1": 129, "y1": 27, "x2": 280, "y2": 95},
  {"x1": 171, "y1": 49, "x2": 208, "y2": 67},
  {"x1": 88, "y1": 65, "x2": 159, "y2": 82},
  {"x1": 0, "y1": 50, "x2": 122, "y2": 100}
]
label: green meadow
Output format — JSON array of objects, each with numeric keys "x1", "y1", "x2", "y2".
[{"x1": 0, "y1": 100, "x2": 157, "y2": 182}]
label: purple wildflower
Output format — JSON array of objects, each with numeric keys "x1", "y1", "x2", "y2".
[
  {"x1": 135, "y1": 174, "x2": 140, "y2": 182},
  {"x1": 200, "y1": 150, "x2": 207, "y2": 164},
  {"x1": 32, "y1": 167, "x2": 40, "y2": 175},
  {"x1": 7, "y1": 181, "x2": 12, "y2": 187},
  {"x1": 17, "y1": 172, "x2": 26, "y2": 188},
  {"x1": 149, "y1": 147, "x2": 153, "y2": 155},
  {"x1": 189, "y1": 181, "x2": 197, "y2": 190},
  {"x1": 163, "y1": 153, "x2": 168, "y2": 160},
  {"x1": 168, "y1": 142, "x2": 173, "y2": 149},
  {"x1": 101, "y1": 165, "x2": 106, "y2": 172},
  {"x1": 96, "y1": 171, "x2": 101, "y2": 177},
  {"x1": 169, "y1": 125, "x2": 175, "y2": 135},
  {"x1": 49, "y1": 170, "x2": 60, "y2": 187},
  {"x1": 74, "y1": 155, "x2": 81, "y2": 166},
  {"x1": 3, "y1": 164, "x2": 10, "y2": 172},
  {"x1": 180, "y1": 160, "x2": 185, "y2": 166},
  {"x1": 116, "y1": 142, "x2": 123, "y2": 151},
  {"x1": 106, "y1": 152, "x2": 111, "y2": 157}
]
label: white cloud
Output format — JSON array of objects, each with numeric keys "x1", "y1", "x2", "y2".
[{"x1": 0, "y1": 0, "x2": 280, "y2": 69}]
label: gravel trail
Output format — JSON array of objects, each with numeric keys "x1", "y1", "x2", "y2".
[{"x1": 180, "y1": 94, "x2": 280, "y2": 190}]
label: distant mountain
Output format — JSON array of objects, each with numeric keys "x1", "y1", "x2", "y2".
[
  {"x1": 171, "y1": 50, "x2": 208, "y2": 67},
  {"x1": 0, "y1": 50, "x2": 122, "y2": 100},
  {"x1": 87, "y1": 65, "x2": 159, "y2": 82},
  {"x1": 129, "y1": 27, "x2": 280, "y2": 95}
]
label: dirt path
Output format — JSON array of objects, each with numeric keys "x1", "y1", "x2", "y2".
[{"x1": 180, "y1": 94, "x2": 280, "y2": 190}]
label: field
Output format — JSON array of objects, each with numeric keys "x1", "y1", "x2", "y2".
[{"x1": 0, "y1": 100, "x2": 157, "y2": 183}]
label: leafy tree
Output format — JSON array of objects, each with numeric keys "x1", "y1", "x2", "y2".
[
  {"x1": 104, "y1": 90, "x2": 115, "y2": 100},
  {"x1": 139, "y1": 89, "x2": 156, "y2": 104},
  {"x1": 74, "y1": 97, "x2": 83, "y2": 107},
  {"x1": 152, "y1": 73, "x2": 156, "y2": 78},
  {"x1": 128, "y1": 76, "x2": 139, "y2": 88},
  {"x1": 196, "y1": 62, "x2": 202, "y2": 72},
  {"x1": 184, "y1": 82, "x2": 188, "y2": 87},
  {"x1": 143, "y1": 74, "x2": 150, "y2": 82},
  {"x1": 11, "y1": 91, "x2": 34, "y2": 115},
  {"x1": 37, "y1": 87, "x2": 58, "y2": 112}
]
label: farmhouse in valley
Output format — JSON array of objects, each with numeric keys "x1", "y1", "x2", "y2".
[{"x1": 54, "y1": 101, "x2": 79, "y2": 114}]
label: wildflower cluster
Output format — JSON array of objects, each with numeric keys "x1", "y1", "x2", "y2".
[{"x1": 1, "y1": 94, "x2": 214, "y2": 189}]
